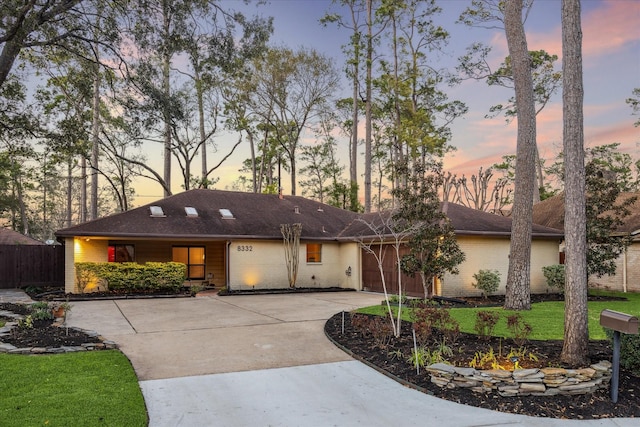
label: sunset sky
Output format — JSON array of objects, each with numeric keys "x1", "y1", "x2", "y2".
[{"x1": 135, "y1": 0, "x2": 639, "y2": 204}]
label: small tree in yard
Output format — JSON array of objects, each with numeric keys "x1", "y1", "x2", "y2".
[
  {"x1": 357, "y1": 212, "x2": 414, "y2": 338},
  {"x1": 393, "y1": 160, "x2": 466, "y2": 299},
  {"x1": 472, "y1": 269, "x2": 501, "y2": 299},
  {"x1": 281, "y1": 223, "x2": 302, "y2": 288}
]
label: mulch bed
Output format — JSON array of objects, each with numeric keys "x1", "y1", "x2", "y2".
[
  {"x1": 0, "y1": 303, "x2": 107, "y2": 349},
  {"x1": 324, "y1": 303, "x2": 640, "y2": 420},
  {"x1": 1, "y1": 319, "x2": 99, "y2": 348}
]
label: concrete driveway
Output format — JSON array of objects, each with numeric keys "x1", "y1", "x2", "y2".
[
  {"x1": 68, "y1": 291, "x2": 382, "y2": 380},
  {"x1": 63, "y1": 291, "x2": 636, "y2": 427}
]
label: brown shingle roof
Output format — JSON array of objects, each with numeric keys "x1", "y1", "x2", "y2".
[
  {"x1": 532, "y1": 192, "x2": 640, "y2": 234},
  {"x1": 0, "y1": 228, "x2": 44, "y2": 245},
  {"x1": 340, "y1": 202, "x2": 563, "y2": 239},
  {"x1": 55, "y1": 189, "x2": 359, "y2": 240},
  {"x1": 56, "y1": 189, "x2": 564, "y2": 241}
]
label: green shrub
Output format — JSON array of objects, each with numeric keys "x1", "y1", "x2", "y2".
[
  {"x1": 30, "y1": 302, "x2": 54, "y2": 321},
  {"x1": 75, "y1": 262, "x2": 187, "y2": 293},
  {"x1": 472, "y1": 269, "x2": 501, "y2": 298},
  {"x1": 620, "y1": 335, "x2": 640, "y2": 375},
  {"x1": 606, "y1": 330, "x2": 640, "y2": 375},
  {"x1": 388, "y1": 293, "x2": 408, "y2": 304},
  {"x1": 542, "y1": 264, "x2": 565, "y2": 292}
]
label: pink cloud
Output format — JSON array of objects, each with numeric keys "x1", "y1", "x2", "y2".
[
  {"x1": 528, "y1": 0, "x2": 639, "y2": 60},
  {"x1": 581, "y1": 0, "x2": 640, "y2": 57},
  {"x1": 585, "y1": 120, "x2": 639, "y2": 148}
]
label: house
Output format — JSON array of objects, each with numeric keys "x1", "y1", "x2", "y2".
[
  {"x1": 55, "y1": 190, "x2": 361, "y2": 294},
  {"x1": 55, "y1": 189, "x2": 563, "y2": 297},
  {"x1": 0, "y1": 228, "x2": 44, "y2": 245},
  {"x1": 532, "y1": 192, "x2": 640, "y2": 293}
]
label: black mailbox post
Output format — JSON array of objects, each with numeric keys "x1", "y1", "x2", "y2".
[{"x1": 600, "y1": 309, "x2": 639, "y2": 403}]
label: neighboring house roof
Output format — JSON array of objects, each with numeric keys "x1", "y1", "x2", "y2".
[
  {"x1": 532, "y1": 192, "x2": 640, "y2": 236},
  {"x1": 0, "y1": 228, "x2": 44, "y2": 245},
  {"x1": 56, "y1": 189, "x2": 564, "y2": 241},
  {"x1": 340, "y1": 201, "x2": 563, "y2": 240}
]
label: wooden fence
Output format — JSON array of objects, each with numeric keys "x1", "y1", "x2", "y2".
[{"x1": 0, "y1": 245, "x2": 65, "y2": 289}]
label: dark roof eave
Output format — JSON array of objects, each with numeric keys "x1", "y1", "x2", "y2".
[
  {"x1": 337, "y1": 231, "x2": 563, "y2": 241},
  {"x1": 455, "y1": 231, "x2": 564, "y2": 239},
  {"x1": 58, "y1": 230, "x2": 563, "y2": 242},
  {"x1": 55, "y1": 231, "x2": 341, "y2": 241}
]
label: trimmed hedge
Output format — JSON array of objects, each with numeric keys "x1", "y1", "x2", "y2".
[{"x1": 75, "y1": 262, "x2": 187, "y2": 293}]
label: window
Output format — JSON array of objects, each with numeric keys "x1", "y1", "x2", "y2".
[
  {"x1": 149, "y1": 206, "x2": 165, "y2": 217},
  {"x1": 173, "y1": 246, "x2": 205, "y2": 279},
  {"x1": 108, "y1": 244, "x2": 135, "y2": 262},
  {"x1": 219, "y1": 208, "x2": 234, "y2": 219},
  {"x1": 306, "y1": 243, "x2": 322, "y2": 263}
]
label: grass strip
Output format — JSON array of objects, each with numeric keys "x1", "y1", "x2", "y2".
[
  {"x1": 357, "y1": 291, "x2": 640, "y2": 341},
  {"x1": 0, "y1": 350, "x2": 147, "y2": 427}
]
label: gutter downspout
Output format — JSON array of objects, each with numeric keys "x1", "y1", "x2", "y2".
[
  {"x1": 226, "y1": 240, "x2": 231, "y2": 290},
  {"x1": 622, "y1": 247, "x2": 627, "y2": 293}
]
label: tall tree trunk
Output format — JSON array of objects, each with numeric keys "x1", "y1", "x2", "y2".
[
  {"x1": 42, "y1": 159, "x2": 48, "y2": 234},
  {"x1": 90, "y1": 70, "x2": 100, "y2": 220},
  {"x1": 67, "y1": 161, "x2": 73, "y2": 228},
  {"x1": 80, "y1": 156, "x2": 87, "y2": 223},
  {"x1": 12, "y1": 167, "x2": 29, "y2": 235},
  {"x1": 248, "y1": 131, "x2": 257, "y2": 193},
  {"x1": 257, "y1": 127, "x2": 269, "y2": 193},
  {"x1": 504, "y1": 0, "x2": 536, "y2": 311},
  {"x1": 196, "y1": 67, "x2": 207, "y2": 188},
  {"x1": 347, "y1": 1, "x2": 361, "y2": 210},
  {"x1": 560, "y1": 0, "x2": 588, "y2": 366},
  {"x1": 364, "y1": 0, "x2": 373, "y2": 212},
  {"x1": 162, "y1": 4, "x2": 172, "y2": 197},
  {"x1": 289, "y1": 150, "x2": 297, "y2": 195},
  {"x1": 351, "y1": 69, "x2": 359, "y2": 195},
  {"x1": 534, "y1": 144, "x2": 543, "y2": 202},
  {"x1": 391, "y1": 10, "x2": 401, "y2": 195}
]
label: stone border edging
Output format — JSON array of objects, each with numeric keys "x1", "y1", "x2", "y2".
[
  {"x1": 0, "y1": 309, "x2": 118, "y2": 355},
  {"x1": 426, "y1": 361, "x2": 612, "y2": 397}
]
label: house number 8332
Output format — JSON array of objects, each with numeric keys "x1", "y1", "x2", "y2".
[{"x1": 237, "y1": 245, "x2": 253, "y2": 252}]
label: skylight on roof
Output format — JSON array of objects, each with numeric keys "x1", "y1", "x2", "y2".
[
  {"x1": 185, "y1": 206, "x2": 198, "y2": 217},
  {"x1": 150, "y1": 206, "x2": 165, "y2": 217},
  {"x1": 219, "y1": 208, "x2": 234, "y2": 219}
]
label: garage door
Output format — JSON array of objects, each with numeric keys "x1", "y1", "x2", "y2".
[{"x1": 361, "y1": 245, "x2": 427, "y2": 297}]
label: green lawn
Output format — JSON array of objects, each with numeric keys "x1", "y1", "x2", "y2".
[
  {"x1": 0, "y1": 350, "x2": 147, "y2": 427},
  {"x1": 358, "y1": 290, "x2": 640, "y2": 341}
]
